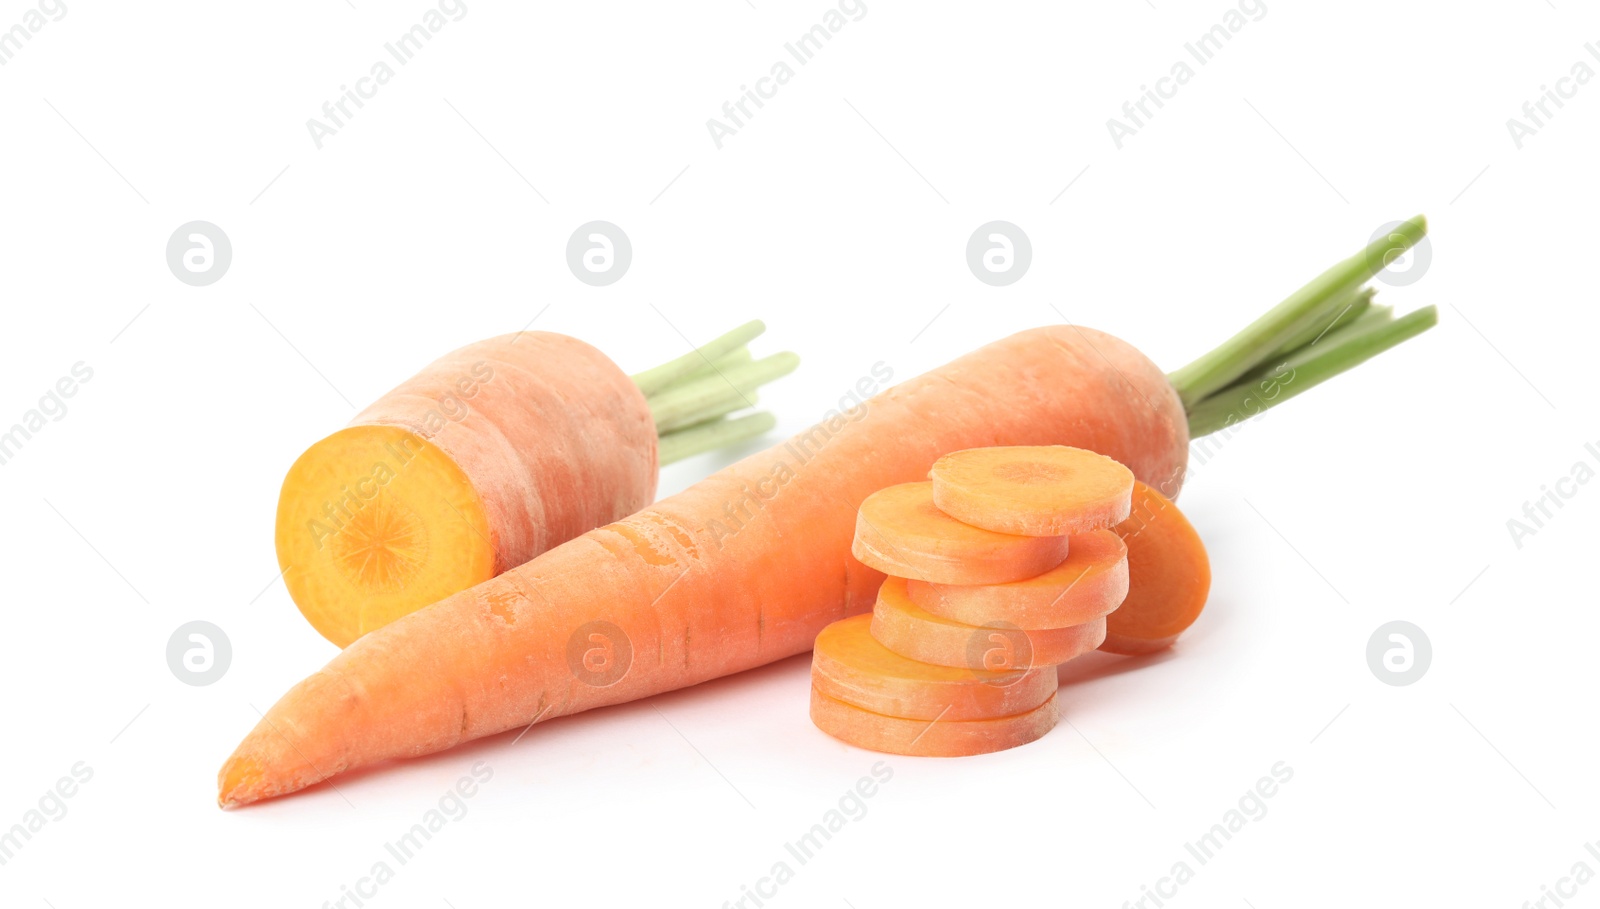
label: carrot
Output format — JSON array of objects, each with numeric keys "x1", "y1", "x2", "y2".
[
  {"x1": 906, "y1": 529, "x2": 1127, "y2": 630},
  {"x1": 222, "y1": 218, "x2": 1438, "y2": 806},
  {"x1": 809, "y1": 687, "x2": 1059, "y2": 757},
  {"x1": 275, "y1": 324, "x2": 797, "y2": 647},
  {"x1": 851, "y1": 482, "x2": 1069, "y2": 585},
  {"x1": 870, "y1": 577, "x2": 1105, "y2": 671},
  {"x1": 929, "y1": 445, "x2": 1134, "y2": 535},
  {"x1": 811, "y1": 614, "x2": 1055, "y2": 720},
  {"x1": 1100, "y1": 481, "x2": 1211, "y2": 655}
]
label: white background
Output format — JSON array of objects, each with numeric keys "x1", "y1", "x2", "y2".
[{"x1": 2, "y1": 1, "x2": 1597, "y2": 906}]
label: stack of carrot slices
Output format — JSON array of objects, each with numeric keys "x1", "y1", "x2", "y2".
[{"x1": 811, "y1": 446, "x2": 1142, "y2": 757}]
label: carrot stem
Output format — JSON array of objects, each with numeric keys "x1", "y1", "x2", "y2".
[
  {"x1": 631, "y1": 320, "x2": 767, "y2": 397},
  {"x1": 1167, "y1": 215, "x2": 1427, "y2": 409},
  {"x1": 658, "y1": 411, "x2": 778, "y2": 465},
  {"x1": 647, "y1": 352, "x2": 800, "y2": 430},
  {"x1": 1184, "y1": 305, "x2": 1437, "y2": 437}
]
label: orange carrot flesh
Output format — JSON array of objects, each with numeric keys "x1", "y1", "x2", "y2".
[
  {"x1": 930, "y1": 445, "x2": 1134, "y2": 536},
  {"x1": 275, "y1": 332, "x2": 658, "y2": 647},
  {"x1": 871, "y1": 577, "x2": 1106, "y2": 671},
  {"x1": 811, "y1": 614, "x2": 1055, "y2": 721},
  {"x1": 810, "y1": 687, "x2": 1059, "y2": 757},
  {"x1": 220, "y1": 326, "x2": 1188, "y2": 807},
  {"x1": 1100, "y1": 481, "x2": 1211, "y2": 655},
  {"x1": 851, "y1": 481, "x2": 1070, "y2": 585},
  {"x1": 905, "y1": 529, "x2": 1128, "y2": 630}
]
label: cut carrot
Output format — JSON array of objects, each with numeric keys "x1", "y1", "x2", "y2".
[
  {"x1": 811, "y1": 614, "x2": 1055, "y2": 721},
  {"x1": 810, "y1": 687, "x2": 1058, "y2": 757},
  {"x1": 852, "y1": 481, "x2": 1069, "y2": 584},
  {"x1": 871, "y1": 577, "x2": 1105, "y2": 670},
  {"x1": 1101, "y1": 481, "x2": 1211, "y2": 655},
  {"x1": 930, "y1": 445, "x2": 1135, "y2": 536},
  {"x1": 906, "y1": 529, "x2": 1128, "y2": 630}
]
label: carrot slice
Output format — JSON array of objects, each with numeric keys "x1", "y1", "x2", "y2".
[
  {"x1": 851, "y1": 481, "x2": 1069, "y2": 584},
  {"x1": 930, "y1": 445, "x2": 1135, "y2": 536},
  {"x1": 906, "y1": 529, "x2": 1128, "y2": 629},
  {"x1": 871, "y1": 577, "x2": 1105, "y2": 670},
  {"x1": 810, "y1": 687, "x2": 1058, "y2": 756},
  {"x1": 1101, "y1": 481, "x2": 1211, "y2": 655},
  {"x1": 811, "y1": 614, "x2": 1055, "y2": 721}
]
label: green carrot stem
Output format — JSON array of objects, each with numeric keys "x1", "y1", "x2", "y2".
[
  {"x1": 1167, "y1": 215, "x2": 1427, "y2": 408},
  {"x1": 631, "y1": 320, "x2": 767, "y2": 397},
  {"x1": 1235, "y1": 300, "x2": 1393, "y2": 387},
  {"x1": 671, "y1": 347, "x2": 753, "y2": 388},
  {"x1": 647, "y1": 352, "x2": 800, "y2": 430},
  {"x1": 658, "y1": 412, "x2": 778, "y2": 465},
  {"x1": 1260, "y1": 286, "x2": 1375, "y2": 364},
  {"x1": 656, "y1": 391, "x2": 758, "y2": 434},
  {"x1": 1185, "y1": 305, "x2": 1437, "y2": 437}
]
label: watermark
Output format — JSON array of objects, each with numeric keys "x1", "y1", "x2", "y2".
[
  {"x1": 1519, "y1": 841, "x2": 1600, "y2": 909},
  {"x1": 0, "y1": 0, "x2": 66, "y2": 67},
  {"x1": 320, "y1": 762, "x2": 493, "y2": 909},
  {"x1": 566, "y1": 221, "x2": 632, "y2": 286},
  {"x1": 566, "y1": 620, "x2": 632, "y2": 687},
  {"x1": 0, "y1": 761, "x2": 93, "y2": 867},
  {"x1": 1506, "y1": 441, "x2": 1599, "y2": 550},
  {"x1": 1122, "y1": 762, "x2": 1293, "y2": 907},
  {"x1": 722, "y1": 761, "x2": 893, "y2": 909},
  {"x1": 1366, "y1": 621, "x2": 1430, "y2": 687},
  {"x1": 965, "y1": 621, "x2": 1034, "y2": 677},
  {"x1": 306, "y1": 0, "x2": 468, "y2": 149},
  {"x1": 1365, "y1": 220, "x2": 1431, "y2": 287},
  {"x1": 1185, "y1": 361, "x2": 1295, "y2": 471},
  {"x1": 706, "y1": 0, "x2": 868, "y2": 149},
  {"x1": 0, "y1": 361, "x2": 93, "y2": 469},
  {"x1": 166, "y1": 621, "x2": 232, "y2": 687},
  {"x1": 166, "y1": 221, "x2": 232, "y2": 286},
  {"x1": 965, "y1": 221, "x2": 1031, "y2": 287},
  {"x1": 703, "y1": 362, "x2": 894, "y2": 549},
  {"x1": 1506, "y1": 45, "x2": 1599, "y2": 150},
  {"x1": 1106, "y1": 0, "x2": 1268, "y2": 149}
]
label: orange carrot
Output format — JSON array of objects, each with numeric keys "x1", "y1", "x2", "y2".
[
  {"x1": 221, "y1": 325, "x2": 1187, "y2": 807},
  {"x1": 851, "y1": 481, "x2": 1069, "y2": 585},
  {"x1": 1100, "y1": 481, "x2": 1211, "y2": 655},
  {"x1": 810, "y1": 687, "x2": 1059, "y2": 757},
  {"x1": 870, "y1": 577, "x2": 1105, "y2": 671},
  {"x1": 811, "y1": 614, "x2": 1055, "y2": 720},
  {"x1": 930, "y1": 445, "x2": 1134, "y2": 536},
  {"x1": 905, "y1": 529, "x2": 1127, "y2": 630}
]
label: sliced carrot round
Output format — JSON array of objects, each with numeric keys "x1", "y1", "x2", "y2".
[
  {"x1": 906, "y1": 529, "x2": 1128, "y2": 630},
  {"x1": 851, "y1": 481, "x2": 1069, "y2": 585},
  {"x1": 1101, "y1": 481, "x2": 1210, "y2": 655},
  {"x1": 930, "y1": 445, "x2": 1135, "y2": 536},
  {"x1": 811, "y1": 614, "x2": 1055, "y2": 721},
  {"x1": 810, "y1": 686, "x2": 1058, "y2": 756},
  {"x1": 871, "y1": 577, "x2": 1105, "y2": 670}
]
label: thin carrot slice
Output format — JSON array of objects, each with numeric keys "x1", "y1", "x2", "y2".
[
  {"x1": 930, "y1": 445, "x2": 1135, "y2": 536},
  {"x1": 852, "y1": 481, "x2": 1069, "y2": 584},
  {"x1": 811, "y1": 614, "x2": 1056, "y2": 721},
  {"x1": 1101, "y1": 481, "x2": 1211, "y2": 655},
  {"x1": 810, "y1": 687, "x2": 1058, "y2": 757},
  {"x1": 871, "y1": 577, "x2": 1105, "y2": 670},
  {"x1": 906, "y1": 529, "x2": 1128, "y2": 630}
]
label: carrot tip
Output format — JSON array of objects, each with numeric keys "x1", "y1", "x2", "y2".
[{"x1": 217, "y1": 756, "x2": 263, "y2": 810}]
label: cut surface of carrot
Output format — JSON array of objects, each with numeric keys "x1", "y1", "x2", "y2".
[
  {"x1": 811, "y1": 614, "x2": 1055, "y2": 721},
  {"x1": 851, "y1": 481, "x2": 1069, "y2": 584},
  {"x1": 1101, "y1": 481, "x2": 1211, "y2": 655},
  {"x1": 810, "y1": 687, "x2": 1058, "y2": 757},
  {"x1": 930, "y1": 445, "x2": 1135, "y2": 536},
  {"x1": 906, "y1": 529, "x2": 1128, "y2": 630},
  {"x1": 871, "y1": 577, "x2": 1106, "y2": 670}
]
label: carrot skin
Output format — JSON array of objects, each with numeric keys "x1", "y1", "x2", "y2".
[{"x1": 221, "y1": 325, "x2": 1187, "y2": 807}]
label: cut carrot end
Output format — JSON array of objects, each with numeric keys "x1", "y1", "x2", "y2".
[
  {"x1": 851, "y1": 481, "x2": 1068, "y2": 585},
  {"x1": 275, "y1": 425, "x2": 497, "y2": 648},
  {"x1": 871, "y1": 577, "x2": 1105, "y2": 670},
  {"x1": 809, "y1": 687, "x2": 1059, "y2": 757},
  {"x1": 1100, "y1": 481, "x2": 1210, "y2": 654},
  {"x1": 812, "y1": 614, "x2": 1054, "y2": 721},
  {"x1": 930, "y1": 446, "x2": 1135, "y2": 536},
  {"x1": 906, "y1": 528, "x2": 1128, "y2": 630}
]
